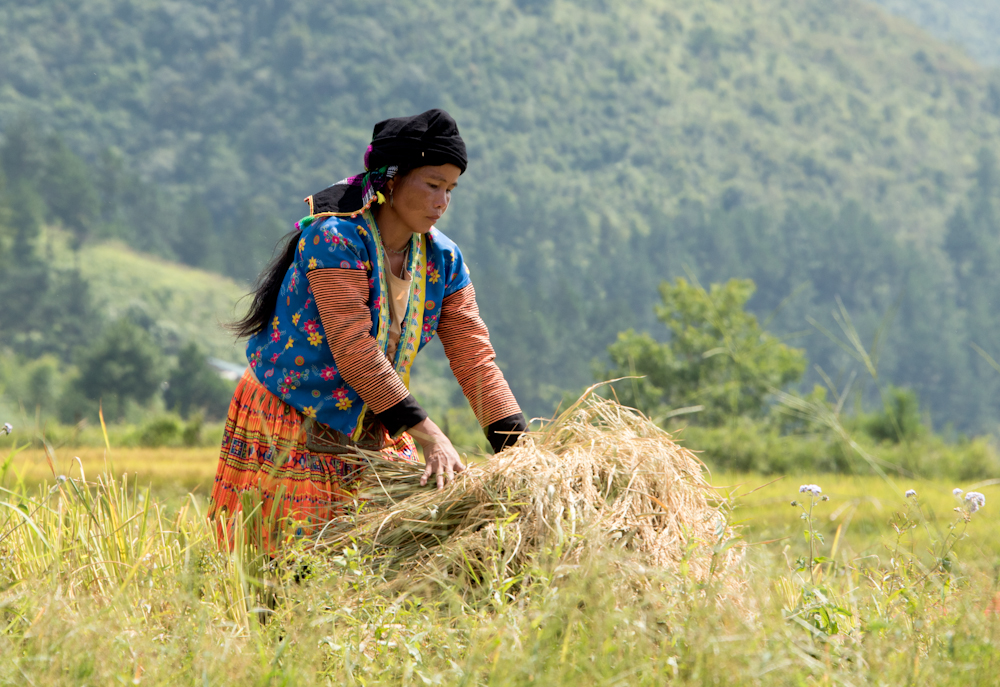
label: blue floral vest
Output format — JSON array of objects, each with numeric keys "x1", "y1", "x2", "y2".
[{"x1": 247, "y1": 212, "x2": 471, "y2": 435}]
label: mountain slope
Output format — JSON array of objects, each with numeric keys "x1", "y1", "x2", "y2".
[
  {"x1": 0, "y1": 0, "x2": 996, "y2": 239},
  {"x1": 74, "y1": 240, "x2": 248, "y2": 365},
  {"x1": 4, "y1": 0, "x2": 1000, "y2": 426}
]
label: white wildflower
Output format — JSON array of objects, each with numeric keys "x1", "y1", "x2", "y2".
[
  {"x1": 905, "y1": 489, "x2": 917, "y2": 498},
  {"x1": 953, "y1": 488, "x2": 964, "y2": 496},
  {"x1": 965, "y1": 491, "x2": 986, "y2": 514},
  {"x1": 1, "y1": 422, "x2": 11, "y2": 435}
]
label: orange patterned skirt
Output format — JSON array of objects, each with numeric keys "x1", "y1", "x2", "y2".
[{"x1": 209, "y1": 370, "x2": 417, "y2": 547}]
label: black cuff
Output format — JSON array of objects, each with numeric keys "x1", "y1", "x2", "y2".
[
  {"x1": 376, "y1": 394, "x2": 429, "y2": 437},
  {"x1": 486, "y1": 412, "x2": 528, "y2": 454}
]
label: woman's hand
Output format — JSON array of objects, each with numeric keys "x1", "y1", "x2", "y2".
[{"x1": 409, "y1": 417, "x2": 466, "y2": 489}]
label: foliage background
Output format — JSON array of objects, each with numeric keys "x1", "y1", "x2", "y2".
[{"x1": 3, "y1": 0, "x2": 1000, "y2": 436}]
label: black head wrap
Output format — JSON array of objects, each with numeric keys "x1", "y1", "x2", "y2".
[
  {"x1": 305, "y1": 109, "x2": 467, "y2": 216},
  {"x1": 366, "y1": 109, "x2": 467, "y2": 173}
]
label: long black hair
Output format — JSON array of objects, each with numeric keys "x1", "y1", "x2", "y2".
[
  {"x1": 230, "y1": 166, "x2": 415, "y2": 339},
  {"x1": 229, "y1": 230, "x2": 302, "y2": 338}
]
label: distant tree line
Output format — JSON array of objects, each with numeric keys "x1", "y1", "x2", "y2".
[
  {"x1": 464, "y1": 149, "x2": 1000, "y2": 434},
  {"x1": 0, "y1": 117, "x2": 285, "y2": 283},
  {"x1": 4, "y1": 0, "x2": 1000, "y2": 434},
  {"x1": 0, "y1": 123, "x2": 235, "y2": 422},
  {"x1": 5, "y1": 118, "x2": 1000, "y2": 434}
]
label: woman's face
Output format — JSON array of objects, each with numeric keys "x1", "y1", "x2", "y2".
[{"x1": 386, "y1": 163, "x2": 461, "y2": 234}]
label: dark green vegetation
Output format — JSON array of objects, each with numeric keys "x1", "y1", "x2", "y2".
[
  {"x1": 4, "y1": 0, "x2": 1000, "y2": 438},
  {"x1": 601, "y1": 276, "x2": 1000, "y2": 477},
  {"x1": 604, "y1": 277, "x2": 807, "y2": 425}
]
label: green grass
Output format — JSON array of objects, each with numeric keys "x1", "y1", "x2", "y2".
[
  {"x1": 721, "y1": 471, "x2": 1000, "y2": 566},
  {"x1": 4, "y1": 440, "x2": 1000, "y2": 685}
]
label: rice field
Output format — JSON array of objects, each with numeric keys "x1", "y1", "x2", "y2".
[
  {"x1": 9, "y1": 445, "x2": 218, "y2": 495},
  {"x1": 4, "y1": 408, "x2": 1000, "y2": 685},
  {"x1": 9, "y1": 443, "x2": 997, "y2": 558}
]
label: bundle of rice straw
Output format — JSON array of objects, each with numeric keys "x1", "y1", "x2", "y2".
[{"x1": 319, "y1": 393, "x2": 741, "y2": 586}]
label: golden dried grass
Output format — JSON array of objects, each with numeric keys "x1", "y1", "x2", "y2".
[{"x1": 319, "y1": 392, "x2": 743, "y2": 588}]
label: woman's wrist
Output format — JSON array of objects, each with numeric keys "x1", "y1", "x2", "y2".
[{"x1": 409, "y1": 417, "x2": 446, "y2": 446}]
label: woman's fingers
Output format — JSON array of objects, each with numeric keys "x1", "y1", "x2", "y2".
[
  {"x1": 420, "y1": 457, "x2": 435, "y2": 487},
  {"x1": 411, "y1": 418, "x2": 467, "y2": 489},
  {"x1": 418, "y1": 440, "x2": 465, "y2": 490}
]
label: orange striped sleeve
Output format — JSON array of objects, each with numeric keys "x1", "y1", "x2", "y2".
[
  {"x1": 307, "y1": 268, "x2": 410, "y2": 414},
  {"x1": 437, "y1": 284, "x2": 522, "y2": 428}
]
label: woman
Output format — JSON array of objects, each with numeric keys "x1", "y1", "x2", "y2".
[{"x1": 210, "y1": 109, "x2": 526, "y2": 542}]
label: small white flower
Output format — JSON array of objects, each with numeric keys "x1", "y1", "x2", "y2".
[
  {"x1": 799, "y1": 485, "x2": 810, "y2": 493},
  {"x1": 1, "y1": 423, "x2": 11, "y2": 435},
  {"x1": 953, "y1": 488, "x2": 964, "y2": 496},
  {"x1": 799, "y1": 484, "x2": 822, "y2": 496},
  {"x1": 965, "y1": 491, "x2": 986, "y2": 514},
  {"x1": 905, "y1": 489, "x2": 917, "y2": 498},
  {"x1": 55, "y1": 475, "x2": 67, "y2": 484}
]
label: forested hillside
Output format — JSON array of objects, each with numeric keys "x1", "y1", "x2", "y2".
[{"x1": 4, "y1": 0, "x2": 1000, "y2": 431}]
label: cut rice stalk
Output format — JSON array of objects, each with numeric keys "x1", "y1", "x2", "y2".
[{"x1": 319, "y1": 393, "x2": 742, "y2": 586}]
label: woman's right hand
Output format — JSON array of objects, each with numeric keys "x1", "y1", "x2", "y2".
[{"x1": 409, "y1": 417, "x2": 466, "y2": 489}]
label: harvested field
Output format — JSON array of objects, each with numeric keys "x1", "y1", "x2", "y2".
[
  {"x1": 4, "y1": 400, "x2": 1000, "y2": 684},
  {"x1": 321, "y1": 395, "x2": 741, "y2": 589}
]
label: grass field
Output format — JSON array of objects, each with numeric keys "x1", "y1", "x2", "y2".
[
  {"x1": 4, "y1": 442, "x2": 1000, "y2": 685},
  {"x1": 10, "y1": 445, "x2": 999, "y2": 559},
  {"x1": 8, "y1": 445, "x2": 219, "y2": 496}
]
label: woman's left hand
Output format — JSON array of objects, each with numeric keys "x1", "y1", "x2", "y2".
[{"x1": 409, "y1": 417, "x2": 466, "y2": 489}]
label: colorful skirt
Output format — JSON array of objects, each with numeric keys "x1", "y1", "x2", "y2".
[{"x1": 209, "y1": 370, "x2": 417, "y2": 547}]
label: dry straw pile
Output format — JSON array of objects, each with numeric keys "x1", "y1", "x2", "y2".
[{"x1": 319, "y1": 392, "x2": 742, "y2": 587}]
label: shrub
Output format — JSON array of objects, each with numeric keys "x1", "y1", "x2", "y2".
[
  {"x1": 861, "y1": 386, "x2": 924, "y2": 443},
  {"x1": 137, "y1": 415, "x2": 182, "y2": 447},
  {"x1": 602, "y1": 278, "x2": 806, "y2": 426},
  {"x1": 75, "y1": 319, "x2": 164, "y2": 421},
  {"x1": 164, "y1": 343, "x2": 234, "y2": 420}
]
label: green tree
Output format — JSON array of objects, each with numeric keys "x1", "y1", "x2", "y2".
[
  {"x1": 75, "y1": 319, "x2": 164, "y2": 420},
  {"x1": 603, "y1": 278, "x2": 806, "y2": 425},
  {"x1": 0, "y1": 118, "x2": 44, "y2": 260},
  {"x1": 164, "y1": 343, "x2": 234, "y2": 420},
  {"x1": 0, "y1": 117, "x2": 45, "y2": 185},
  {"x1": 943, "y1": 148, "x2": 1000, "y2": 430},
  {"x1": 42, "y1": 136, "x2": 99, "y2": 251},
  {"x1": 221, "y1": 198, "x2": 285, "y2": 283},
  {"x1": 172, "y1": 196, "x2": 217, "y2": 269},
  {"x1": 5, "y1": 179, "x2": 44, "y2": 260},
  {"x1": 861, "y1": 386, "x2": 924, "y2": 444}
]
